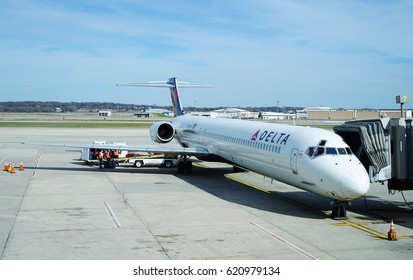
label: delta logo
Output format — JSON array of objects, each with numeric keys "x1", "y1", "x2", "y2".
[
  {"x1": 250, "y1": 130, "x2": 290, "y2": 145},
  {"x1": 250, "y1": 130, "x2": 260, "y2": 141}
]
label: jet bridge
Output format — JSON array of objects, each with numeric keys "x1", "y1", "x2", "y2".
[{"x1": 334, "y1": 117, "x2": 413, "y2": 191}]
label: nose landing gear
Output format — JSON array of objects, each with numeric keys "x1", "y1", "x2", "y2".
[{"x1": 330, "y1": 200, "x2": 349, "y2": 220}]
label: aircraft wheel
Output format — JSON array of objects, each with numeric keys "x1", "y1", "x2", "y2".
[
  {"x1": 330, "y1": 200, "x2": 348, "y2": 219},
  {"x1": 331, "y1": 207, "x2": 338, "y2": 219},
  {"x1": 177, "y1": 161, "x2": 185, "y2": 173},
  {"x1": 339, "y1": 206, "x2": 347, "y2": 218},
  {"x1": 185, "y1": 161, "x2": 193, "y2": 173}
]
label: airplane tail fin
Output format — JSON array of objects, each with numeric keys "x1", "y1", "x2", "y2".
[{"x1": 117, "y1": 77, "x2": 215, "y2": 117}]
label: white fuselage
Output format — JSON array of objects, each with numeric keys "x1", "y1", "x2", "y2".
[{"x1": 172, "y1": 115, "x2": 370, "y2": 201}]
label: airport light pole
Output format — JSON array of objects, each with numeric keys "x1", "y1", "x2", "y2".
[{"x1": 396, "y1": 95, "x2": 409, "y2": 118}]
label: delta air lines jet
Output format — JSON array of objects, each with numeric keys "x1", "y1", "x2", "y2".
[
  {"x1": 119, "y1": 78, "x2": 370, "y2": 218},
  {"x1": 27, "y1": 77, "x2": 370, "y2": 219}
]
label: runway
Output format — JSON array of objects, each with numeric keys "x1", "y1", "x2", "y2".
[{"x1": 1, "y1": 127, "x2": 413, "y2": 260}]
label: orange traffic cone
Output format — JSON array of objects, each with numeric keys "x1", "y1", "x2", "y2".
[
  {"x1": 388, "y1": 219, "x2": 397, "y2": 241},
  {"x1": 3, "y1": 161, "x2": 9, "y2": 172},
  {"x1": 19, "y1": 160, "x2": 24, "y2": 171},
  {"x1": 10, "y1": 163, "x2": 16, "y2": 174}
]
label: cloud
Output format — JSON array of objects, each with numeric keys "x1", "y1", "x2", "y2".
[{"x1": 0, "y1": 0, "x2": 412, "y2": 108}]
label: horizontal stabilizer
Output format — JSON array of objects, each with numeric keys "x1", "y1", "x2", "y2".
[
  {"x1": 117, "y1": 77, "x2": 216, "y2": 117},
  {"x1": 116, "y1": 81, "x2": 216, "y2": 88}
]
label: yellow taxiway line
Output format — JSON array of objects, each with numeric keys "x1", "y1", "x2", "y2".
[{"x1": 224, "y1": 173, "x2": 411, "y2": 240}]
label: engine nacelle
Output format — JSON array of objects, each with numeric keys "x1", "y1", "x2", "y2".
[{"x1": 150, "y1": 121, "x2": 175, "y2": 143}]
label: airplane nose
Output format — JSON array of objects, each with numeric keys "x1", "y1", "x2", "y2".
[{"x1": 340, "y1": 166, "x2": 370, "y2": 199}]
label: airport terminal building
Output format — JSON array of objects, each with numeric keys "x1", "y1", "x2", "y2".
[
  {"x1": 98, "y1": 106, "x2": 410, "y2": 122},
  {"x1": 203, "y1": 107, "x2": 411, "y2": 121},
  {"x1": 297, "y1": 107, "x2": 411, "y2": 120}
]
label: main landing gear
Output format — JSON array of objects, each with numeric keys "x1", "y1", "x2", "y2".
[
  {"x1": 330, "y1": 200, "x2": 349, "y2": 220},
  {"x1": 177, "y1": 155, "x2": 193, "y2": 174}
]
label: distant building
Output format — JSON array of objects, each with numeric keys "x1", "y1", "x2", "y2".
[
  {"x1": 210, "y1": 108, "x2": 257, "y2": 119},
  {"x1": 188, "y1": 111, "x2": 211, "y2": 117},
  {"x1": 133, "y1": 112, "x2": 150, "y2": 117},
  {"x1": 260, "y1": 112, "x2": 295, "y2": 120},
  {"x1": 297, "y1": 107, "x2": 412, "y2": 120},
  {"x1": 296, "y1": 107, "x2": 331, "y2": 119},
  {"x1": 98, "y1": 110, "x2": 111, "y2": 117}
]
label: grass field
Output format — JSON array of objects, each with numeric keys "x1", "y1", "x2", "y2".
[
  {"x1": 0, "y1": 112, "x2": 339, "y2": 130},
  {"x1": 0, "y1": 113, "x2": 168, "y2": 128}
]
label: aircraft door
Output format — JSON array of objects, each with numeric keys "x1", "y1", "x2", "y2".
[{"x1": 290, "y1": 148, "x2": 299, "y2": 174}]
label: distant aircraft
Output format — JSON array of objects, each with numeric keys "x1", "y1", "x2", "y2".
[{"x1": 27, "y1": 77, "x2": 370, "y2": 219}]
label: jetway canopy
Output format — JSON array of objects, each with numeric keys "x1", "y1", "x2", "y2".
[
  {"x1": 335, "y1": 117, "x2": 413, "y2": 191},
  {"x1": 334, "y1": 119, "x2": 390, "y2": 179}
]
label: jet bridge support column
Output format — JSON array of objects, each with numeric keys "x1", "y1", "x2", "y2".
[
  {"x1": 388, "y1": 118, "x2": 413, "y2": 191},
  {"x1": 390, "y1": 118, "x2": 407, "y2": 181},
  {"x1": 407, "y1": 119, "x2": 413, "y2": 178}
]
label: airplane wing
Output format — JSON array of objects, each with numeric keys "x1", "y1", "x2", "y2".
[{"x1": 22, "y1": 142, "x2": 210, "y2": 157}]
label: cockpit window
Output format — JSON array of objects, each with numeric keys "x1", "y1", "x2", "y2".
[
  {"x1": 307, "y1": 147, "x2": 315, "y2": 157},
  {"x1": 315, "y1": 147, "x2": 325, "y2": 156},
  {"x1": 306, "y1": 140, "x2": 353, "y2": 159},
  {"x1": 337, "y1": 148, "x2": 347, "y2": 155},
  {"x1": 326, "y1": 147, "x2": 338, "y2": 155}
]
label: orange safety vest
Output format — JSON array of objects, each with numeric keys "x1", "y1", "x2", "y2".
[
  {"x1": 105, "y1": 151, "x2": 111, "y2": 159},
  {"x1": 113, "y1": 150, "x2": 119, "y2": 158}
]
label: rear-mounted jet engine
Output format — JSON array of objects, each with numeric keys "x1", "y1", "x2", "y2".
[{"x1": 150, "y1": 121, "x2": 175, "y2": 143}]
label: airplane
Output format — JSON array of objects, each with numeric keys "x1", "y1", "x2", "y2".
[{"x1": 25, "y1": 77, "x2": 370, "y2": 219}]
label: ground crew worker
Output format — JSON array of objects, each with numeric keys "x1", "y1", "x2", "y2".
[
  {"x1": 105, "y1": 150, "x2": 111, "y2": 160},
  {"x1": 113, "y1": 150, "x2": 119, "y2": 158},
  {"x1": 105, "y1": 150, "x2": 112, "y2": 168},
  {"x1": 4, "y1": 161, "x2": 9, "y2": 172},
  {"x1": 98, "y1": 150, "x2": 103, "y2": 168}
]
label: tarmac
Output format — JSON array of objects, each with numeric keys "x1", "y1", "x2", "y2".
[{"x1": 1, "y1": 127, "x2": 413, "y2": 260}]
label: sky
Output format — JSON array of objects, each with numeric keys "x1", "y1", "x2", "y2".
[{"x1": 1, "y1": 0, "x2": 412, "y2": 109}]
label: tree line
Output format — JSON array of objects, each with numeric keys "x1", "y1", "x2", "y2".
[
  {"x1": 0, "y1": 101, "x2": 300, "y2": 113},
  {"x1": 0, "y1": 101, "x2": 150, "y2": 113}
]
